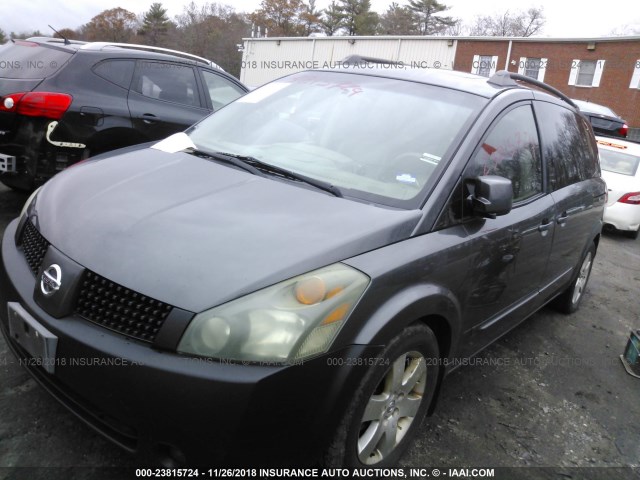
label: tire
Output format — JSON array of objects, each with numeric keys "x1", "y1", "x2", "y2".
[
  {"x1": 554, "y1": 243, "x2": 596, "y2": 314},
  {"x1": 625, "y1": 229, "x2": 639, "y2": 240},
  {"x1": 323, "y1": 324, "x2": 440, "y2": 467}
]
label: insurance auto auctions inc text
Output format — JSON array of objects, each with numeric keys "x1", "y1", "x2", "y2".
[{"x1": 234, "y1": 468, "x2": 495, "y2": 478}]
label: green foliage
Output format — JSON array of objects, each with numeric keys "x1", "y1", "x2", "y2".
[
  {"x1": 407, "y1": 0, "x2": 457, "y2": 35},
  {"x1": 338, "y1": 0, "x2": 379, "y2": 36},
  {"x1": 378, "y1": 2, "x2": 418, "y2": 35},
  {"x1": 320, "y1": 1, "x2": 344, "y2": 36},
  {"x1": 140, "y1": 2, "x2": 174, "y2": 45}
]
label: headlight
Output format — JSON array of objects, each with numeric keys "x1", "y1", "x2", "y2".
[
  {"x1": 177, "y1": 263, "x2": 369, "y2": 363},
  {"x1": 20, "y1": 186, "x2": 41, "y2": 218}
]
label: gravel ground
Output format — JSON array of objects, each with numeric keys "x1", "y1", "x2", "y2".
[{"x1": 0, "y1": 183, "x2": 638, "y2": 480}]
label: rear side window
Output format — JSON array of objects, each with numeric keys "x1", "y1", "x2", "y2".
[
  {"x1": 536, "y1": 102, "x2": 599, "y2": 190},
  {"x1": 0, "y1": 41, "x2": 72, "y2": 79},
  {"x1": 132, "y1": 61, "x2": 200, "y2": 107},
  {"x1": 93, "y1": 59, "x2": 135, "y2": 89}
]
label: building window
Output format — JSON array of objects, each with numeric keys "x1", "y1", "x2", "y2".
[
  {"x1": 630, "y1": 59, "x2": 640, "y2": 89},
  {"x1": 568, "y1": 59, "x2": 605, "y2": 87},
  {"x1": 525, "y1": 58, "x2": 541, "y2": 78},
  {"x1": 517, "y1": 57, "x2": 547, "y2": 82},
  {"x1": 471, "y1": 55, "x2": 498, "y2": 78},
  {"x1": 576, "y1": 60, "x2": 596, "y2": 85}
]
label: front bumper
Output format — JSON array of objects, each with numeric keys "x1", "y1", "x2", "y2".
[{"x1": 0, "y1": 218, "x2": 379, "y2": 465}]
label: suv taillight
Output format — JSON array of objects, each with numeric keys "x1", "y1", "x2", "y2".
[
  {"x1": 618, "y1": 192, "x2": 640, "y2": 205},
  {"x1": 619, "y1": 124, "x2": 629, "y2": 137},
  {"x1": 0, "y1": 92, "x2": 72, "y2": 120}
]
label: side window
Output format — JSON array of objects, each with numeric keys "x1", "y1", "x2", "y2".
[
  {"x1": 468, "y1": 105, "x2": 542, "y2": 202},
  {"x1": 435, "y1": 104, "x2": 542, "y2": 229},
  {"x1": 133, "y1": 61, "x2": 200, "y2": 107},
  {"x1": 200, "y1": 70, "x2": 245, "y2": 110},
  {"x1": 93, "y1": 59, "x2": 135, "y2": 89},
  {"x1": 536, "y1": 102, "x2": 598, "y2": 190}
]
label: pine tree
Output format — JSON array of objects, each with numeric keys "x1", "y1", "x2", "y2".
[
  {"x1": 407, "y1": 0, "x2": 456, "y2": 35},
  {"x1": 140, "y1": 3, "x2": 172, "y2": 45}
]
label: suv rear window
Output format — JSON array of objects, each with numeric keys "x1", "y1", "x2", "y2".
[{"x1": 0, "y1": 41, "x2": 72, "y2": 79}]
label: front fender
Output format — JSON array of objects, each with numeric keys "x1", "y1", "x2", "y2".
[{"x1": 339, "y1": 282, "x2": 462, "y2": 362}]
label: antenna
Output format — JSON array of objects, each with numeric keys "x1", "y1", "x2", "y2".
[{"x1": 48, "y1": 25, "x2": 70, "y2": 45}]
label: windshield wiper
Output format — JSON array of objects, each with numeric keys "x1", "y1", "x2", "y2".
[
  {"x1": 218, "y1": 152, "x2": 343, "y2": 198},
  {"x1": 184, "y1": 148, "x2": 265, "y2": 178}
]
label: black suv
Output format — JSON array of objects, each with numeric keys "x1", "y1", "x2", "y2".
[
  {"x1": 0, "y1": 37, "x2": 248, "y2": 190},
  {"x1": 0, "y1": 64, "x2": 606, "y2": 467}
]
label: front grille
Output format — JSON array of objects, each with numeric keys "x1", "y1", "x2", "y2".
[
  {"x1": 21, "y1": 220, "x2": 50, "y2": 274},
  {"x1": 76, "y1": 271, "x2": 173, "y2": 343},
  {"x1": 19, "y1": 221, "x2": 173, "y2": 343}
]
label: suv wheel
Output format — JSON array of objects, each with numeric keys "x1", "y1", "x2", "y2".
[
  {"x1": 554, "y1": 243, "x2": 596, "y2": 314},
  {"x1": 324, "y1": 324, "x2": 440, "y2": 467}
]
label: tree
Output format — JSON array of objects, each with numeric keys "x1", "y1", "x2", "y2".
[
  {"x1": 0, "y1": 28, "x2": 6, "y2": 44},
  {"x1": 300, "y1": 0, "x2": 322, "y2": 35},
  {"x1": 251, "y1": 0, "x2": 307, "y2": 37},
  {"x1": 338, "y1": 0, "x2": 379, "y2": 36},
  {"x1": 140, "y1": 3, "x2": 173, "y2": 46},
  {"x1": 320, "y1": 1, "x2": 345, "y2": 36},
  {"x1": 83, "y1": 7, "x2": 139, "y2": 42},
  {"x1": 379, "y1": 3, "x2": 418, "y2": 35},
  {"x1": 52, "y1": 28, "x2": 80, "y2": 41},
  {"x1": 469, "y1": 7, "x2": 545, "y2": 37},
  {"x1": 175, "y1": 2, "x2": 250, "y2": 77},
  {"x1": 407, "y1": 0, "x2": 457, "y2": 35},
  {"x1": 9, "y1": 30, "x2": 43, "y2": 39},
  {"x1": 609, "y1": 24, "x2": 640, "y2": 36}
]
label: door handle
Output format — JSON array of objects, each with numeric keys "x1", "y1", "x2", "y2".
[
  {"x1": 538, "y1": 220, "x2": 553, "y2": 232},
  {"x1": 141, "y1": 113, "x2": 158, "y2": 124},
  {"x1": 557, "y1": 212, "x2": 568, "y2": 226}
]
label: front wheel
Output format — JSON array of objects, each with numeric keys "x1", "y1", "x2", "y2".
[
  {"x1": 554, "y1": 243, "x2": 596, "y2": 314},
  {"x1": 324, "y1": 324, "x2": 440, "y2": 467}
]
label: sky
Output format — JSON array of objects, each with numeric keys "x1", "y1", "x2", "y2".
[{"x1": 1, "y1": 0, "x2": 639, "y2": 39}]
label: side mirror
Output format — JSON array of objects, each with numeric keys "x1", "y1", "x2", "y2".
[{"x1": 466, "y1": 175, "x2": 513, "y2": 218}]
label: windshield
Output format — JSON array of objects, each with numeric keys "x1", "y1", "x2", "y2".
[
  {"x1": 598, "y1": 147, "x2": 640, "y2": 176},
  {"x1": 188, "y1": 70, "x2": 485, "y2": 208}
]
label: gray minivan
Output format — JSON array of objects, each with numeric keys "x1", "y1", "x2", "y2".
[{"x1": 0, "y1": 63, "x2": 606, "y2": 466}]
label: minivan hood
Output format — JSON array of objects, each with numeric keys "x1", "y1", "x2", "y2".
[{"x1": 33, "y1": 148, "x2": 422, "y2": 312}]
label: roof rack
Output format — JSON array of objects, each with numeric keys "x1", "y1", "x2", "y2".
[
  {"x1": 488, "y1": 70, "x2": 577, "y2": 109},
  {"x1": 79, "y1": 42, "x2": 223, "y2": 70},
  {"x1": 25, "y1": 36, "x2": 87, "y2": 46},
  {"x1": 341, "y1": 55, "x2": 401, "y2": 66}
]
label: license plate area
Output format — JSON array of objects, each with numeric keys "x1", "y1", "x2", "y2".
[
  {"x1": 8, "y1": 302, "x2": 58, "y2": 374},
  {"x1": 0, "y1": 153, "x2": 17, "y2": 173}
]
